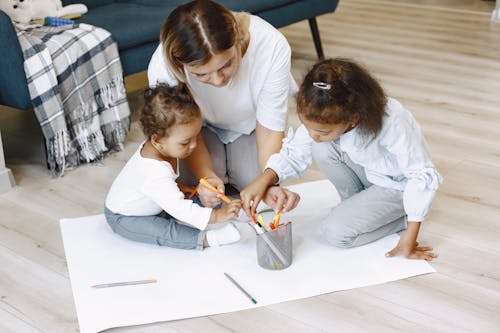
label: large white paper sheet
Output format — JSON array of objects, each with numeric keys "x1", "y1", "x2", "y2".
[{"x1": 60, "y1": 180, "x2": 435, "y2": 333}]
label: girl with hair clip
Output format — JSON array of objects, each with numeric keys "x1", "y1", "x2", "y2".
[
  {"x1": 105, "y1": 84, "x2": 242, "y2": 250},
  {"x1": 241, "y1": 58, "x2": 442, "y2": 260},
  {"x1": 148, "y1": 0, "x2": 299, "y2": 213}
]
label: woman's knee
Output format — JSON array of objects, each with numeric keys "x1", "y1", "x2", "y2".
[{"x1": 202, "y1": 128, "x2": 228, "y2": 182}]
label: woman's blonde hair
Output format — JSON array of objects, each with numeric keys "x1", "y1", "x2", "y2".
[{"x1": 160, "y1": 0, "x2": 250, "y2": 82}]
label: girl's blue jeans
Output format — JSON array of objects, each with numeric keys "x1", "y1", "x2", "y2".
[
  {"x1": 312, "y1": 141, "x2": 407, "y2": 248},
  {"x1": 104, "y1": 195, "x2": 206, "y2": 251}
]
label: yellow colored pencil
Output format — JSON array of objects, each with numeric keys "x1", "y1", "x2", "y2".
[
  {"x1": 257, "y1": 214, "x2": 267, "y2": 231},
  {"x1": 273, "y1": 208, "x2": 283, "y2": 228}
]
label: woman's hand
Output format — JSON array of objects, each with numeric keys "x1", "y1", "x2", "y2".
[
  {"x1": 241, "y1": 168, "x2": 300, "y2": 217},
  {"x1": 197, "y1": 176, "x2": 225, "y2": 208},
  {"x1": 385, "y1": 222, "x2": 437, "y2": 260},
  {"x1": 262, "y1": 186, "x2": 300, "y2": 214},
  {"x1": 240, "y1": 176, "x2": 270, "y2": 217}
]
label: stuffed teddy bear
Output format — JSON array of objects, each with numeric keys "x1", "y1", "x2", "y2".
[{"x1": 0, "y1": 0, "x2": 87, "y2": 24}]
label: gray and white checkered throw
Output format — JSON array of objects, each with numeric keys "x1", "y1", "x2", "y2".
[{"x1": 16, "y1": 23, "x2": 130, "y2": 175}]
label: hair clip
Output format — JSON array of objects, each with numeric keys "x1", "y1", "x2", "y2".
[{"x1": 312, "y1": 82, "x2": 331, "y2": 90}]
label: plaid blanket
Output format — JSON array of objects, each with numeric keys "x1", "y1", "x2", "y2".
[{"x1": 16, "y1": 23, "x2": 130, "y2": 175}]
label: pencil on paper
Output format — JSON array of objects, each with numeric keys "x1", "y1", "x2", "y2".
[
  {"x1": 224, "y1": 272, "x2": 257, "y2": 304},
  {"x1": 91, "y1": 279, "x2": 157, "y2": 288}
]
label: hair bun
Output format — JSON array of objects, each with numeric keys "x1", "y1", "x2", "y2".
[{"x1": 175, "y1": 83, "x2": 195, "y2": 104}]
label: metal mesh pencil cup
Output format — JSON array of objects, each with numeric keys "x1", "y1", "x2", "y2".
[{"x1": 256, "y1": 222, "x2": 292, "y2": 270}]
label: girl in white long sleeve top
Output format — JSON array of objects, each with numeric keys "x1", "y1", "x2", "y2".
[
  {"x1": 105, "y1": 84, "x2": 242, "y2": 250},
  {"x1": 242, "y1": 59, "x2": 441, "y2": 260}
]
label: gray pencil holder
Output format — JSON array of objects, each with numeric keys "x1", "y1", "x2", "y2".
[{"x1": 256, "y1": 222, "x2": 292, "y2": 270}]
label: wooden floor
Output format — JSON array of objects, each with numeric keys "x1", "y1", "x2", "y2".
[{"x1": 1, "y1": 0, "x2": 500, "y2": 332}]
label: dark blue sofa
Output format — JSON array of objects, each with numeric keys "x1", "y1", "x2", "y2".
[{"x1": 0, "y1": 0, "x2": 339, "y2": 111}]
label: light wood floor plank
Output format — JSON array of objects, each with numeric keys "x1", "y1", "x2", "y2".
[
  {"x1": 0, "y1": 306, "x2": 44, "y2": 333},
  {"x1": 0, "y1": 198, "x2": 67, "y2": 276},
  {"x1": 1, "y1": 0, "x2": 499, "y2": 332},
  {"x1": 428, "y1": 160, "x2": 500, "y2": 253},
  {"x1": 210, "y1": 307, "x2": 322, "y2": 333},
  {"x1": 0, "y1": 246, "x2": 77, "y2": 333},
  {"x1": 422, "y1": 233, "x2": 500, "y2": 291}
]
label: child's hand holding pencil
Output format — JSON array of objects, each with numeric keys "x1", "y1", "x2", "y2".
[
  {"x1": 190, "y1": 176, "x2": 226, "y2": 208},
  {"x1": 190, "y1": 176, "x2": 242, "y2": 223},
  {"x1": 209, "y1": 200, "x2": 242, "y2": 223},
  {"x1": 200, "y1": 178, "x2": 232, "y2": 204}
]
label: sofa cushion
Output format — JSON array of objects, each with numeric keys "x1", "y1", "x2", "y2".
[
  {"x1": 63, "y1": 0, "x2": 116, "y2": 10},
  {"x1": 116, "y1": 0, "x2": 182, "y2": 6},
  {"x1": 219, "y1": 0, "x2": 300, "y2": 13},
  {"x1": 0, "y1": 10, "x2": 32, "y2": 109},
  {"x1": 76, "y1": 3, "x2": 174, "y2": 50},
  {"x1": 115, "y1": 0, "x2": 300, "y2": 12},
  {"x1": 259, "y1": 0, "x2": 338, "y2": 27},
  {"x1": 72, "y1": 0, "x2": 301, "y2": 52}
]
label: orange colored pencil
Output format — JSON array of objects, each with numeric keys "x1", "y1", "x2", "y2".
[
  {"x1": 199, "y1": 177, "x2": 232, "y2": 204},
  {"x1": 188, "y1": 176, "x2": 206, "y2": 199}
]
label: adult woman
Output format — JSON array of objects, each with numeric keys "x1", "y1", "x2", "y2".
[{"x1": 148, "y1": 0, "x2": 299, "y2": 212}]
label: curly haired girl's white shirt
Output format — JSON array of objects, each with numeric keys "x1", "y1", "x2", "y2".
[
  {"x1": 148, "y1": 15, "x2": 297, "y2": 144},
  {"x1": 266, "y1": 98, "x2": 443, "y2": 222},
  {"x1": 105, "y1": 142, "x2": 212, "y2": 231}
]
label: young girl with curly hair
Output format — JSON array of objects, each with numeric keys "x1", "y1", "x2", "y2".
[{"x1": 105, "y1": 84, "x2": 242, "y2": 250}]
